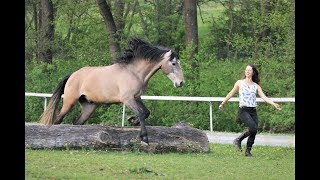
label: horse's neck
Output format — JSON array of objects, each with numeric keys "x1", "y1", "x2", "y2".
[{"x1": 129, "y1": 60, "x2": 161, "y2": 84}]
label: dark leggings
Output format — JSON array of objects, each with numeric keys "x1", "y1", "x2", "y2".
[{"x1": 238, "y1": 107, "x2": 258, "y2": 148}]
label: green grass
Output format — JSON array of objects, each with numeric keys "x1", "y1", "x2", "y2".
[{"x1": 25, "y1": 143, "x2": 294, "y2": 179}]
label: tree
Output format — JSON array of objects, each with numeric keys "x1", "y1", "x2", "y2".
[
  {"x1": 96, "y1": 0, "x2": 121, "y2": 61},
  {"x1": 210, "y1": 0, "x2": 295, "y2": 60},
  {"x1": 38, "y1": 0, "x2": 55, "y2": 63},
  {"x1": 183, "y1": 0, "x2": 199, "y2": 82}
]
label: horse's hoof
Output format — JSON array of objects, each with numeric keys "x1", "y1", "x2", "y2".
[
  {"x1": 127, "y1": 116, "x2": 140, "y2": 126},
  {"x1": 140, "y1": 136, "x2": 149, "y2": 146},
  {"x1": 140, "y1": 141, "x2": 149, "y2": 146}
]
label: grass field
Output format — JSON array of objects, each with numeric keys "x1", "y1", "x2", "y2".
[{"x1": 25, "y1": 143, "x2": 295, "y2": 179}]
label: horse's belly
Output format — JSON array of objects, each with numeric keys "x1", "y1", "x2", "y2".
[
  {"x1": 79, "y1": 79, "x2": 120, "y2": 104},
  {"x1": 84, "y1": 87, "x2": 121, "y2": 104}
]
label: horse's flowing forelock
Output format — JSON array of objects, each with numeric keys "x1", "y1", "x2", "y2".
[{"x1": 115, "y1": 38, "x2": 170, "y2": 64}]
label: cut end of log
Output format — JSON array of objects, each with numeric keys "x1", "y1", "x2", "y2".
[{"x1": 96, "y1": 131, "x2": 112, "y2": 143}]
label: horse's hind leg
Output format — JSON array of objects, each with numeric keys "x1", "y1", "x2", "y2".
[
  {"x1": 73, "y1": 96, "x2": 97, "y2": 125},
  {"x1": 54, "y1": 98, "x2": 77, "y2": 124}
]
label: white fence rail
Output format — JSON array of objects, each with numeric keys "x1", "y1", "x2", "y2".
[{"x1": 25, "y1": 92, "x2": 295, "y2": 132}]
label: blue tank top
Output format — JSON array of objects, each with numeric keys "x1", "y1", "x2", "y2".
[{"x1": 239, "y1": 80, "x2": 257, "y2": 107}]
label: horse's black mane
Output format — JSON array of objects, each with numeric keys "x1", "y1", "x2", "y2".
[{"x1": 115, "y1": 38, "x2": 177, "y2": 64}]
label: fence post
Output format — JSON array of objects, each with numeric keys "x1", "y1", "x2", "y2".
[
  {"x1": 122, "y1": 104, "x2": 126, "y2": 127},
  {"x1": 44, "y1": 97, "x2": 47, "y2": 111},
  {"x1": 209, "y1": 101, "x2": 213, "y2": 132}
]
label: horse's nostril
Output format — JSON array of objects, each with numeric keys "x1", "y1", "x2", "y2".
[{"x1": 174, "y1": 81, "x2": 184, "y2": 87}]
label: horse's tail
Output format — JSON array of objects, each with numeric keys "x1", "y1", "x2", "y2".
[{"x1": 39, "y1": 73, "x2": 71, "y2": 125}]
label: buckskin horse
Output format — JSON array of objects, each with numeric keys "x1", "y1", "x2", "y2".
[{"x1": 39, "y1": 38, "x2": 185, "y2": 145}]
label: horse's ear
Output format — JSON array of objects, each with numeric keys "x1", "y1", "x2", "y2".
[{"x1": 163, "y1": 50, "x2": 172, "y2": 60}]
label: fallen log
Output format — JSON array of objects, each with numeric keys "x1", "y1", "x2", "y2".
[{"x1": 25, "y1": 122, "x2": 210, "y2": 153}]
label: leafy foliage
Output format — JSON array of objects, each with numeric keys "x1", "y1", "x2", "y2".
[
  {"x1": 25, "y1": 0, "x2": 295, "y2": 133},
  {"x1": 207, "y1": 0, "x2": 294, "y2": 61},
  {"x1": 25, "y1": 57, "x2": 295, "y2": 133}
]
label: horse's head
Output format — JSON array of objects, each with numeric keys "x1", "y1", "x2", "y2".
[{"x1": 160, "y1": 50, "x2": 185, "y2": 87}]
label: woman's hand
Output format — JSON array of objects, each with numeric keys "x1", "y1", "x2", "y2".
[
  {"x1": 219, "y1": 103, "x2": 224, "y2": 110},
  {"x1": 273, "y1": 103, "x2": 281, "y2": 110}
]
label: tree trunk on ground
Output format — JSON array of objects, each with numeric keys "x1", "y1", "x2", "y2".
[{"x1": 25, "y1": 122, "x2": 210, "y2": 153}]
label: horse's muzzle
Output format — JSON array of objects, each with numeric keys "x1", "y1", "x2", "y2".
[{"x1": 175, "y1": 81, "x2": 184, "y2": 87}]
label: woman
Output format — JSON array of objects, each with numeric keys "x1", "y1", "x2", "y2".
[{"x1": 218, "y1": 64, "x2": 281, "y2": 156}]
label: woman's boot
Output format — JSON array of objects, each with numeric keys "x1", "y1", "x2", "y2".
[
  {"x1": 245, "y1": 147, "x2": 253, "y2": 156},
  {"x1": 233, "y1": 130, "x2": 250, "y2": 151},
  {"x1": 245, "y1": 131, "x2": 256, "y2": 156}
]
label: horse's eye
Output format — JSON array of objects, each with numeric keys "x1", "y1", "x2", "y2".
[{"x1": 172, "y1": 62, "x2": 176, "y2": 66}]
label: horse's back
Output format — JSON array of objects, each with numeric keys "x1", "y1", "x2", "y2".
[{"x1": 64, "y1": 65, "x2": 130, "y2": 103}]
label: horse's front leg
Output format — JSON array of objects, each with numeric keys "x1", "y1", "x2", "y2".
[
  {"x1": 124, "y1": 98, "x2": 149, "y2": 145},
  {"x1": 135, "y1": 97, "x2": 150, "y2": 124}
]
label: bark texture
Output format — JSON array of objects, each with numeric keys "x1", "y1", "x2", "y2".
[{"x1": 25, "y1": 122, "x2": 210, "y2": 153}]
